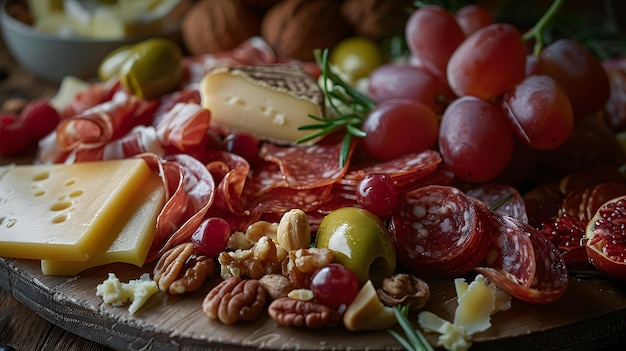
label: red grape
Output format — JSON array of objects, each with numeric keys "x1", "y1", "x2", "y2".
[
  {"x1": 455, "y1": 4, "x2": 494, "y2": 36},
  {"x1": 447, "y1": 23, "x2": 527, "y2": 99},
  {"x1": 361, "y1": 99, "x2": 439, "y2": 161},
  {"x1": 191, "y1": 217, "x2": 231, "y2": 258},
  {"x1": 539, "y1": 39, "x2": 611, "y2": 117},
  {"x1": 502, "y1": 74, "x2": 574, "y2": 150},
  {"x1": 356, "y1": 173, "x2": 398, "y2": 217},
  {"x1": 310, "y1": 263, "x2": 360, "y2": 310},
  {"x1": 405, "y1": 5, "x2": 465, "y2": 78},
  {"x1": 367, "y1": 63, "x2": 455, "y2": 114},
  {"x1": 438, "y1": 96, "x2": 515, "y2": 182}
]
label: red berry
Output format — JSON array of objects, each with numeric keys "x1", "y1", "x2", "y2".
[
  {"x1": 356, "y1": 173, "x2": 398, "y2": 217},
  {"x1": 0, "y1": 113, "x2": 30, "y2": 156},
  {"x1": 19, "y1": 100, "x2": 60, "y2": 140},
  {"x1": 310, "y1": 263, "x2": 360, "y2": 310},
  {"x1": 191, "y1": 217, "x2": 231, "y2": 258}
]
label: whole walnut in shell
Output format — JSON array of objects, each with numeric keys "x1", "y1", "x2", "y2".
[
  {"x1": 341, "y1": 0, "x2": 413, "y2": 41},
  {"x1": 181, "y1": 0, "x2": 261, "y2": 55},
  {"x1": 261, "y1": 0, "x2": 350, "y2": 62}
]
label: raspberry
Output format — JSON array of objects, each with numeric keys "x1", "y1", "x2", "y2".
[{"x1": 19, "y1": 100, "x2": 60, "y2": 140}]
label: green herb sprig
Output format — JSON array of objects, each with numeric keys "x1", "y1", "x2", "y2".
[
  {"x1": 388, "y1": 305, "x2": 435, "y2": 351},
  {"x1": 296, "y1": 49, "x2": 376, "y2": 166}
]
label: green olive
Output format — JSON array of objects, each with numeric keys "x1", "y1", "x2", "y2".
[
  {"x1": 330, "y1": 37, "x2": 387, "y2": 81},
  {"x1": 98, "y1": 44, "x2": 133, "y2": 82},
  {"x1": 315, "y1": 207, "x2": 396, "y2": 286},
  {"x1": 119, "y1": 38, "x2": 183, "y2": 100}
]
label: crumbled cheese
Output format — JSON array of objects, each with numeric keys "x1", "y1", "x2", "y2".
[
  {"x1": 418, "y1": 274, "x2": 512, "y2": 351},
  {"x1": 96, "y1": 272, "x2": 158, "y2": 314}
]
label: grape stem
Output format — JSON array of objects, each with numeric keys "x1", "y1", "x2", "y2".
[{"x1": 522, "y1": 0, "x2": 566, "y2": 56}]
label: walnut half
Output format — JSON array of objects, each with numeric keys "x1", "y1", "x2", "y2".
[{"x1": 377, "y1": 273, "x2": 430, "y2": 310}]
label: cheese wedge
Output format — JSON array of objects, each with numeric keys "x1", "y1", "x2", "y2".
[
  {"x1": 200, "y1": 64, "x2": 325, "y2": 145},
  {"x1": 0, "y1": 158, "x2": 153, "y2": 261},
  {"x1": 40, "y1": 171, "x2": 165, "y2": 275}
]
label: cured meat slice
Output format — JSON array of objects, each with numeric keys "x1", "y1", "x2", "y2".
[
  {"x1": 341, "y1": 149, "x2": 442, "y2": 186},
  {"x1": 466, "y1": 182, "x2": 528, "y2": 223},
  {"x1": 389, "y1": 185, "x2": 492, "y2": 277},
  {"x1": 143, "y1": 153, "x2": 216, "y2": 262},
  {"x1": 475, "y1": 215, "x2": 568, "y2": 304},
  {"x1": 260, "y1": 131, "x2": 355, "y2": 189},
  {"x1": 155, "y1": 102, "x2": 211, "y2": 155}
]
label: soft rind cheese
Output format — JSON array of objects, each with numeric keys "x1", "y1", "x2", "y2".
[
  {"x1": 0, "y1": 158, "x2": 153, "y2": 261},
  {"x1": 200, "y1": 64, "x2": 325, "y2": 145},
  {"x1": 96, "y1": 272, "x2": 158, "y2": 314},
  {"x1": 40, "y1": 171, "x2": 165, "y2": 275}
]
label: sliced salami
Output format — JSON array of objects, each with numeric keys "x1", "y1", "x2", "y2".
[
  {"x1": 475, "y1": 214, "x2": 568, "y2": 304},
  {"x1": 389, "y1": 185, "x2": 492, "y2": 277},
  {"x1": 260, "y1": 131, "x2": 355, "y2": 190},
  {"x1": 466, "y1": 182, "x2": 528, "y2": 223}
]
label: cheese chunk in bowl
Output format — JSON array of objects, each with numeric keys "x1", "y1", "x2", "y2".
[{"x1": 1, "y1": 0, "x2": 186, "y2": 83}]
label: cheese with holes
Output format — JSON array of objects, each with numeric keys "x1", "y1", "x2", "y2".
[
  {"x1": 0, "y1": 158, "x2": 153, "y2": 261},
  {"x1": 200, "y1": 64, "x2": 325, "y2": 145},
  {"x1": 40, "y1": 171, "x2": 165, "y2": 275}
]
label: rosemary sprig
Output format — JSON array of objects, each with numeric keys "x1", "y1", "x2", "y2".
[
  {"x1": 296, "y1": 49, "x2": 376, "y2": 166},
  {"x1": 388, "y1": 305, "x2": 435, "y2": 351},
  {"x1": 487, "y1": 192, "x2": 514, "y2": 212}
]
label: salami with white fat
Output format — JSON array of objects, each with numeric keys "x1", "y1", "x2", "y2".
[
  {"x1": 389, "y1": 185, "x2": 492, "y2": 277},
  {"x1": 475, "y1": 214, "x2": 568, "y2": 304}
]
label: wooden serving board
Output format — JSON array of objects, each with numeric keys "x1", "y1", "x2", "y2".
[{"x1": 1, "y1": 258, "x2": 625, "y2": 350}]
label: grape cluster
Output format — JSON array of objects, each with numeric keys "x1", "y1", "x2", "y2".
[{"x1": 366, "y1": 2, "x2": 611, "y2": 183}]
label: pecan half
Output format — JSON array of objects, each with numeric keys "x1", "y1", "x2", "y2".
[
  {"x1": 202, "y1": 277, "x2": 267, "y2": 324},
  {"x1": 153, "y1": 243, "x2": 218, "y2": 295},
  {"x1": 268, "y1": 297, "x2": 340, "y2": 328},
  {"x1": 377, "y1": 273, "x2": 430, "y2": 310}
]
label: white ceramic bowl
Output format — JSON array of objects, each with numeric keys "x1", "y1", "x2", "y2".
[{"x1": 1, "y1": 2, "x2": 181, "y2": 83}]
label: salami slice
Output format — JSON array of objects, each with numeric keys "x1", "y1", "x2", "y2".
[
  {"x1": 466, "y1": 182, "x2": 528, "y2": 223},
  {"x1": 260, "y1": 131, "x2": 355, "y2": 190},
  {"x1": 389, "y1": 185, "x2": 492, "y2": 277},
  {"x1": 475, "y1": 214, "x2": 568, "y2": 304}
]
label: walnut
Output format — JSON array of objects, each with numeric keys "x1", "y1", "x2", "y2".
[
  {"x1": 202, "y1": 277, "x2": 267, "y2": 324},
  {"x1": 268, "y1": 297, "x2": 341, "y2": 328},
  {"x1": 227, "y1": 230, "x2": 254, "y2": 250},
  {"x1": 261, "y1": 0, "x2": 350, "y2": 61},
  {"x1": 276, "y1": 209, "x2": 311, "y2": 251},
  {"x1": 218, "y1": 236, "x2": 285, "y2": 279},
  {"x1": 181, "y1": 0, "x2": 261, "y2": 55},
  {"x1": 245, "y1": 220, "x2": 278, "y2": 243},
  {"x1": 259, "y1": 274, "x2": 294, "y2": 300},
  {"x1": 153, "y1": 243, "x2": 218, "y2": 295},
  {"x1": 377, "y1": 273, "x2": 430, "y2": 310},
  {"x1": 286, "y1": 247, "x2": 333, "y2": 288},
  {"x1": 340, "y1": 0, "x2": 412, "y2": 41}
]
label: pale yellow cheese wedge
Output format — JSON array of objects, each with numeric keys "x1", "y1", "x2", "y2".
[
  {"x1": 200, "y1": 64, "x2": 325, "y2": 146},
  {"x1": 0, "y1": 158, "x2": 153, "y2": 261},
  {"x1": 40, "y1": 171, "x2": 165, "y2": 275}
]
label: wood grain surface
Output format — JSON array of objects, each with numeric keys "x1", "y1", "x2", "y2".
[{"x1": 1, "y1": 257, "x2": 626, "y2": 350}]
